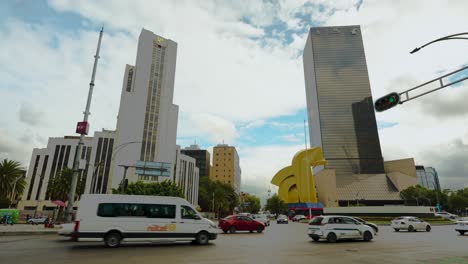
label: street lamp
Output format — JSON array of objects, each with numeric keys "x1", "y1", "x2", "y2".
[{"x1": 410, "y1": 32, "x2": 468, "y2": 54}]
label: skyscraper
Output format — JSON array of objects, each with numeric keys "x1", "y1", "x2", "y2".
[
  {"x1": 181, "y1": 145, "x2": 211, "y2": 178},
  {"x1": 111, "y1": 29, "x2": 179, "y2": 188},
  {"x1": 304, "y1": 25, "x2": 384, "y2": 180},
  {"x1": 211, "y1": 144, "x2": 241, "y2": 193}
]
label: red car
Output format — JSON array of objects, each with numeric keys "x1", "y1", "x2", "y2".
[{"x1": 218, "y1": 215, "x2": 265, "y2": 234}]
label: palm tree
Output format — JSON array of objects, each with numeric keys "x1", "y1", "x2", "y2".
[{"x1": 0, "y1": 159, "x2": 26, "y2": 205}]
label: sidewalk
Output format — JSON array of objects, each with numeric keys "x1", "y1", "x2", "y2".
[{"x1": 0, "y1": 224, "x2": 60, "y2": 236}]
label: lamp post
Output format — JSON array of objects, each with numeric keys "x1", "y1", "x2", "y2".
[{"x1": 410, "y1": 32, "x2": 468, "y2": 54}]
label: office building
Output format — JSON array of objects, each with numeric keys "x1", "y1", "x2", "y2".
[
  {"x1": 416, "y1": 166, "x2": 441, "y2": 191},
  {"x1": 84, "y1": 130, "x2": 116, "y2": 194},
  {"x1": 211, "y1": 144, "x2": 241, "y2": 193},
  {"x1": 19, "y1": 129, "x2": 115, "y2": 210},
  {"x1": 111, "y1": 29, "x2": 179, "y2": 188},
  {"x1": 181, "y1": 145, "x2": 211, "y2": 178},
  {"x1": 174, "y1": 146, "x2": 200, "y2": 205},
  {"x1": 303, "y1": 26, "x2": 415, "y2": 205}
]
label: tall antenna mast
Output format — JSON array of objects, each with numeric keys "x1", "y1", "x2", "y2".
[{"x1": 65, "y1": 27, "x2": 104, "y2": 222}]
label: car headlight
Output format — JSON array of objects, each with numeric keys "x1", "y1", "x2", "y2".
[{"x1": 210, "y1": 223, "x2": 217, "y2": 229}]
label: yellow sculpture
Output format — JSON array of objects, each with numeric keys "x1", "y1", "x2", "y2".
[{"x1": 271, "y1": 147, "x2": 326, "y2": 204}]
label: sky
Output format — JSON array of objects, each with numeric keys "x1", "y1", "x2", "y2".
[{"x1": 1, "y1": 0, "x2": 468, "y2": 204}]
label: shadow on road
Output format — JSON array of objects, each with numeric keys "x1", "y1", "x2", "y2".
[{"x1": 68, "y1": 241, "x2": 216, "y2": 250}]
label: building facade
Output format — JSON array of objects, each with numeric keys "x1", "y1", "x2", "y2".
[
  {"x1": 303, "y1": 25, "x2": 384, "y2": 180},
  {"x1": 84, "y1": 130, "x2": 116, "y2": 194},
  {"x1": 111, "y1": 29, "x2": 179, "y2": 188},
  {"x1": 416, "y1": 166, "x2": 441, "y2": 191},
  {"x1": 181, "y1": 145, "x2": 210, "y2": 178},
  {"x1": 211, "y1": 144, "x2": 241, "y2": 193},
  {"x1": 174, "y1": 146, "x2": 200, "y2": 205}
]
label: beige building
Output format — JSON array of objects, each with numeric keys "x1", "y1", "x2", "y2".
[
  {"x1": 210, "y1": 144, "x2": 241, "y2": 193},
  {"x1": 314, "y1": 158, "x2": 418, "y2": 207}
]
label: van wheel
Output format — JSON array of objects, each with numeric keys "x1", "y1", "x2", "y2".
[
  {"x1": 312, "y1": 237, "x2": 320, "y2": 242},
  {"x1": 195, "y1": 232, "x2": 209, "y2": 245},
  {"x1": 408, "y1": 225, "x2": 415, "y2": 232},
  {"x1": 327, "y1": 232, "x2": 337, "y2": 243},
  {"x1": 104, "y1": 232, "x2": 121, "y2": 248},
  {"x1": 394, "y1": 229, "x2": 399, "y2": 232},
  {"x1": 363, "y1": 231, "x2": 373, "y2": 242},
  {"x1": 229, "y1": 226, "x2": 236, "y2": 234},
  {"x1": 459, "y1": 231, "x2": 465, "y2": 235},
  {"x1": 426, "y1": 225, "x2": 431, "y2": 232}
]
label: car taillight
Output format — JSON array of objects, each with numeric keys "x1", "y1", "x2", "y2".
[{"x1": 74, "y1": 220, "x2": 80, "y2": 232}]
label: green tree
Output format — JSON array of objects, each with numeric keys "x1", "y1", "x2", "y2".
[
  {"x1": 113, "y1": 180, "x2": 185, "y2": 198},
  {"x1": 265, "y1": 194, "x2": 287, "y2": 216},
  {"x1": 0, "y1": 159, "x2": 26, "y2": 207},
  {"x1": 46, "y1": 168, "x2": 85, "y2": 222},
  {"x1": 47, "y1": 168, "x2": 86, "y2": 202},
  {"x1": 197, "y1": 177, "x2": 239, "y2": 216},
  {"x1": 448, "y1": 188, "x2": 468, "y2": 214},
  {"x1": 243, "y1": 194, "x2": 261, "y2": 214}
]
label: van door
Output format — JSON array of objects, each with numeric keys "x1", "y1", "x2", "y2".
[
  {"x1": 177, "y1": 205, "x2": 205, "y2": 238},
  {"x1": 143, "y1": 203, "x2": 178, "y2": 240}
]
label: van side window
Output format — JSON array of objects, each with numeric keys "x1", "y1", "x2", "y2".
[
  {"x1": 97, "y1": 203, "x2": 176, "y2": 219},
  {"x1": 181, "y1": 205, "x2": 198, "y2": 219},
  {"x1": 145, "y1": 204, "x2": 176, "y2": 219}
]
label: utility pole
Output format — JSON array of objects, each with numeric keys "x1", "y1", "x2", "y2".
[{"x1": 65, "y1": 28, "x2": 104, "y2": 223}]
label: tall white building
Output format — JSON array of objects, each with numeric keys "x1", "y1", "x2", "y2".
[
  {"x1": 19, "y1": 130, "x2": 116, "y2": 210},
  {"x1": 110, "y1": 29, "x2": 179, "y2": 188},
  {"x1": 174, "y1": 146, "x2": 200, "y2": 205}
]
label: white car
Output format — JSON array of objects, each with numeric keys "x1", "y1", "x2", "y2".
[
  {"x1": 27, "y1": 217, "x2": 48, "y2": 225},
  {"x1": 435, "y1": 212, "x2": 458, "y2": 220},
  {"x1": 252, "y1": 214, "x2": 270, "y2": 226},
  {"x1": 391, "y1": 216, "x2": 431, "y2": 232},
  {"x1": 455, "y1": 219, "x2": 468, "y2": 235},
  {"x1": 308, "y1": 215, "x2": 375, "y2": 242},
  {"x1": 72, "y1": 194, "x2": 218, "y2": 248},
  {"x1": 292, "y1": 215, "x2": 306, "y2": 222}
]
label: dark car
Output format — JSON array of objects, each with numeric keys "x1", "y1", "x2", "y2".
[
  {"x1": 277, "y1": 215, "x2": 289, "y2": 224},
  {"x1": 218, "y1": 215, "x2": 265, "y2": 234},
  {"x1": 352, "y1": 217, "x2": 379, "y2": 233}
]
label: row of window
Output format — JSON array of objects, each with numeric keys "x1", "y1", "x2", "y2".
[{"x1": 97, "y1": 203, "x2": 198, "y2": 219}]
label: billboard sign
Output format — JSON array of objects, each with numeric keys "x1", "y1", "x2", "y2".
[
  {"x1": 135, "y1": 161, "x2": 172, "y2": 177},
  {"x1": 76, "y1": 121, "x2": 89, "y2": 135}
]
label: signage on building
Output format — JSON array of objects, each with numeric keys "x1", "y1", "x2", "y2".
[
  {"x1": 76, "y1": 121, "x2": 89, "y2": 135},
  {"x1": 135, "y1": 161, "x2": 171, "y2": 177}
]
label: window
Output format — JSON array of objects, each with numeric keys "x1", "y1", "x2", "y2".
[
  {"x1": 342, "y1": 217, "x2": 358, "y2": 225},
  {"x1": 97, "y1": 203, "x2": 176, "y2": 219},
  {"x1": 181, "y1": 205, "x2": 198, "y2": 219}
]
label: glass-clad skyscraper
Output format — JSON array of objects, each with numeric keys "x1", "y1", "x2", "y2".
[{"x1": 303, "y1": 25, "x2": 384, "y2": 181}]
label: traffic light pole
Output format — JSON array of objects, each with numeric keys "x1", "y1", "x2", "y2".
[
  {"x1": 65, "y1": 28, "x2": 103, "y2": 223},
  {"x1": 398, "y1": 65, "x2": 468, "y2": 104},
  {"x1": 375, "y1": 32, "x2": 468, "y2": 112}
]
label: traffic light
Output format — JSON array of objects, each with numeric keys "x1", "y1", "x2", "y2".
[{"x1": 374, "y1": 92, "x2": 400, "y2": 112}]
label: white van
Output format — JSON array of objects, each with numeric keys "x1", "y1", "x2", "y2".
[{"x1": 72, "y1": 194, "x2": 218, "y2": 247}]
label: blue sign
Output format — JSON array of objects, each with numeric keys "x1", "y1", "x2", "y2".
[{"x1": 135, "y1": 161, "x2": 172, "y2": 177}]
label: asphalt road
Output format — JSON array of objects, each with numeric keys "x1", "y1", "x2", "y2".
[{"x1": 1, "y1": 223, "x2": 467, "y2": 264}]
